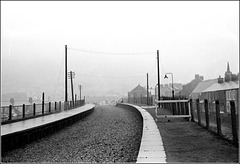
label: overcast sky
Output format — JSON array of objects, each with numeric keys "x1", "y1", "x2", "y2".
[{"x1": 1, "y1": 1, "x2": 239, "y2": 99}]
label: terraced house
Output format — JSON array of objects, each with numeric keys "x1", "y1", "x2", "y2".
[{"x1": 195, "y1": 62, "x2": 239, "y2": 113}]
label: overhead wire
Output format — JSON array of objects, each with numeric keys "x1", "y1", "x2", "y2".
[
  {"x1": 75, "y1": 73, "x2": 146, "y2": 79},
  {"x1": 67, "y1": 47, "x2": 155, "y2": 56},
  {"x1": 53, "y1": 54, "x2": 64, "y2": 100},
  {"x1": 60, "y1": 46, "x2": 160, "y2": 97}
]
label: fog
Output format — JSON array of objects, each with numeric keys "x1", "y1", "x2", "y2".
[{"x1": 1, "y1": 1, "x2": 239, "y2": 101}]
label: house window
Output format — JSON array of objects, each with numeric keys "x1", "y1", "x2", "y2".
[
  {"x1": 226, "y1": 101, "x2": 230, "y2": 113},
  {"x1": 231, "y1": 90, "x2": 236, "y2": 100},
  {"x1": 226, "y1": 91, "x2": 230, "y2": 100}
]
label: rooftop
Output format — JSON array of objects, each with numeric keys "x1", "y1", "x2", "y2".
[{"x1": 202, "y1": 81, "x2": 239, "y2": 93}]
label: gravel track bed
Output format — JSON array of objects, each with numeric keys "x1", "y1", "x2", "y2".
[{"x1": 2, "y1": 105, "x2": 143, "y2": 163}]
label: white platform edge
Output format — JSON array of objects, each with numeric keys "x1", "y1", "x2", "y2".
[{"x1": 118, "y1": 103, "x2": 166, "y2": 163}]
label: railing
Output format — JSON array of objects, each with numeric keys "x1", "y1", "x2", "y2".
[
  {"x1": 155, "y1": 99, "x2": 191, "y2": 119},
  {"x1": 1, "y1": 99, "x2": 85, "y2": 123},
  {"x1": 191, "y1": 99, "x2": 238, "y2": 147},
  {"x1": 154, "y1": 98, "x2": 238, "y2": 147}
]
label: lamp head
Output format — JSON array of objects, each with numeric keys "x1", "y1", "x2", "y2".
[{"x1": 164, "y1": 74, "x2": 168, "y2": 79}]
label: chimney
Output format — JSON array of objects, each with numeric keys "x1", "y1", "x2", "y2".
[
  {"x1": 218, "y1": 75, "x2": 224, "y2": 83},
  {"x1": 225, "y1": 75, "x2": 231, "y2": 82},
  {"x1": 199, "y1": 76, "x2": 204, "y2": 81},
  {"x1": 195, "y1": 74, "x2": 200, "y2": 80},
  {"x1": 231, "y1": 74, "x2": 238, "y2": 81}
]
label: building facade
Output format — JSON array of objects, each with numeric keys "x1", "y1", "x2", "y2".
[{"x1": 199, "y1": 62, "x2": 239, "y2": 113}]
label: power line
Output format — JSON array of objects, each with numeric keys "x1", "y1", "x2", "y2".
[
  {"x1": 53, "y1": 54, "x2": 64, "y2": 100},
  {"x1": 76, "y1": 73, "x2": 146, "y2": 79},
  {"x1": 68, "y1": 47, "x2": 155, "y2": 56}
]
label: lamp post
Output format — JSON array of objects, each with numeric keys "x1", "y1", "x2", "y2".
[
  {"x1": 164, "y1": 73, "x2": 174, "y2": 99},
  {"x1": 154, "y1": 84, "x2": 158, "y2": 101}
]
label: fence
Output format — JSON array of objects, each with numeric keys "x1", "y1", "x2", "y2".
[
  {"x1": 1, "y1": 99, "x2": 85, "y2": 124},
  {"x1": 127, "y1": 96, "x2": 154, "y2": 106},
  {"x1": 191, "y1": 99, "x2": 238, "y2": 147},
  {"x1": 155, "y1": 99, "x2": 191, "y2": 121}
]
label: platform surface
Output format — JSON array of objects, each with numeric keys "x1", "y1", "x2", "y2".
[{"x1": 1, "y1": 104, "x2": 95, "y2": 136}]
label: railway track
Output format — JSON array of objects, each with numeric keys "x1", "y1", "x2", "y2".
[{"x1": 2, "y1": 105, "x2": 143, "y2": 163}]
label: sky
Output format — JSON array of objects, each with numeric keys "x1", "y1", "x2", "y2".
[{"x1": 1, "y1": 1, "x2": 239, "y2": 100}]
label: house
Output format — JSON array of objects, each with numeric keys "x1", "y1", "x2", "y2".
[
  {"x1": 175, "y1": 74, "x2": 204, "y2": 98},
  {"x1": 154, "y1": 83, "x2": 183, "y2": 99},
  {"x1": 199, "y1": 62, "x2": 239, "y2": 113},
  {"x1": 190, "y1": 79, "x2": 218, "y2": 99},
  {"x1": 201, "y1": 79, "x2": 239, "y2": 113},
  {"x1": 128, "y1": 84, "x2": 149, "y2": 98},
  {"x1": 128, "y1": 84, "x2": 152, "y2": 104}
]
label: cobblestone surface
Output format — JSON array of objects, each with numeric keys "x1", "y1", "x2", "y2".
[{"x1": 2, "y1": 105, "x2": 143, "y2": 163}]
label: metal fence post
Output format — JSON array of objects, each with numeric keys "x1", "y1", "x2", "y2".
[
  {"x1": 230, "y1": 101, "x2": 238, "y2": 146},
  {"x1": 49, "y1": 102, "x2": 51, "y2": 113},
  {"x1": 55, "y1": 101, "x2": 57, "y2": 111},
  {"x1": 204, "y1": 99, "x2": 209, "y2": 129},
  {"x1": 42, "y1": 92, "x2": 45, "y2": 115},
  {"x1": 9, "y1": 105, "x2": 12, "y2": 120},
  {"x1": 59, "y1": 101, "x2": 61, "y2": 111},
  {"x1": 23, "y1": 104, "x2": 25, "y2": 118},
  {"x1": 215, "y1": 100, "x2": 222, "y2": 135},
  {"x1": 33, "y1": 103, "x2": 36, "y2": 116},
  {"x1": 196, "y1": 99, "x2": 201, "y2": 125}
]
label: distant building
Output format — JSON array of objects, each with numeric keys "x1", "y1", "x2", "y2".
[
  {"x1": 154, "y1": 83, "x2": 183, "y2": 99},
  {"x1": 128, "y1": 84, "x2": 152, "y2": 104},
  {"x1": 197, "y1": 62, "x2": 239, "y2": 113},
  {"x1": 190, "y1": 79, "x2": 218, "y2": 99},
  {"x1": 201, "y1": 80, "x2": 239, "y2": 113},
  {"x1": 128, "y1": 84, "x2": 149, "y2": 98},
  {"x1": 175, "y1": 74, "x2": 204, "y2": 98}
]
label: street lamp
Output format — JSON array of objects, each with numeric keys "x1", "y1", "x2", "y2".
[
  {"x1": 164, "y1": 73, "x2": 174, "y2": 99},
  {"x1": 154, "y1": 84, "x2": 158, "y2": 101}
]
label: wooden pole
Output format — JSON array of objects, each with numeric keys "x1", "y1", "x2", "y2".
[
  {"x1": 75, "y1": 94, "x2": 77, "y2": 107},
  {"x1": 196, "y1": 99, "x2": 201, "y2": 125},
  {"x1": 157, "y1": 50, "x2": 160, "y2": 108},
  {"x1": 147, "y1": 73, "x2": 149, "y2": 105},
  {"x1": 65, "y1": 45, "x2": 68, "y2": 102},
  {"x1": 204, "y1": 99, "x2": 209, "y2": 129},
  {"x1": 189, "y1": 99, "x2": 194, "y2": 121},
  {"x1": 215, "y1": 100, "x2": 222, "y2": 135},
  {"x1": 230, "y1": 101, "x2": 238, "y2": 146},
  {"x1": 70, "y1": 71, "x2": 74, "y2": 106}
]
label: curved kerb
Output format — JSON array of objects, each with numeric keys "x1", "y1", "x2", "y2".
[{"x1": 117, "y1": 103, "x2": 166, "y2": 163}]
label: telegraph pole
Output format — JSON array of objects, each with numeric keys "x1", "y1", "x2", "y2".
[
  {"x1": 70, "y1": 71, "x2": 75, "y2": 106},
  {"x1": 75, "y1": 94, "x2": 77, "y2": 106},
  {"x1": 147, "y1": 73, "x2": 149, "y2": 105},
  {"x1": 65, "y1": 45, "x2": 68, "y2": 102},
  {"x1": 157, "y1": 50, "x2": 160, "y2": 107}
]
